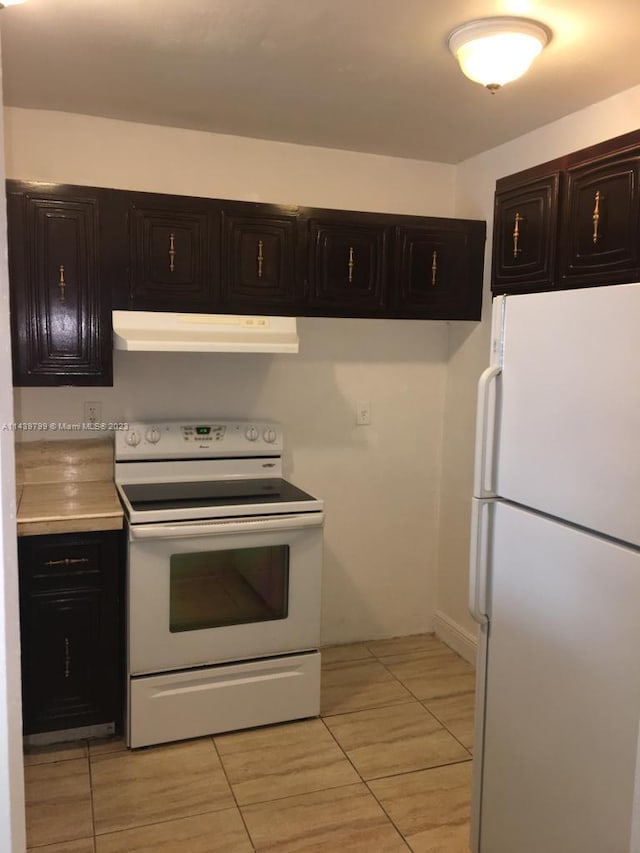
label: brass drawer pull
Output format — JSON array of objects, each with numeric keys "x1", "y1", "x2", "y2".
[
  {"x1": 169, "y1": 233, "x2": 176, "y2": 272},
  {"x1": 257, "y1": 239, "x2": 264, "y2": 279},
  {"x1": 592, "y1": 190, "x2": 602, "y2": 244},
  {"x1": 58, "y1": 265, "x2": 66, "y2": 303},
  {"x1": 45, "y1": 557, "x2": 90, "y2": 567},
  {"x1": 431, "y1": 250, "x2": 438, "y2": 287},
  {"x1": 347, "y1": 246, "x2": 355, "y2": 283},
  {"x1": 512, "y1": 212, "x2": 523, "y2": 259}
]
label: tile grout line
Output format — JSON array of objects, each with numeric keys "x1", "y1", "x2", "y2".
[
  {"x1": 90, "y1": 737, "x2": 251, "y2": 842},
  {"x1": 419, "y1": 699, "x2": 474, "y2": 755},
  {"x1": 320, "y1": 697, "x2": 419, "y2": 720},
  {"x1": 371, "y1": 644, "x2": 476, "y2": 756},
  {"x1": 91, "y1": 806, "x2": 250, "y2": 841},
  {"x1": 210, "y1": 735, "x2": 257, "y2": 851},
  {"x1": 319, "y1": 716, "x2": 412, "y2": 849}
]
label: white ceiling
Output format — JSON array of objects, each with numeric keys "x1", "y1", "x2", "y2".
[{"x1": 1, "y1": 0, "x2": 639, "y2": 164}]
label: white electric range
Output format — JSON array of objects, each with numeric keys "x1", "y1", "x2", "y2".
[{"x1": 115, "y1": 419, "x2": 324, "y2": 748}]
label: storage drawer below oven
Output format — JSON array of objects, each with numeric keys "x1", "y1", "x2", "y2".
[{"x1": 128, "y1": 651, "x2": 321, "y2": 748}]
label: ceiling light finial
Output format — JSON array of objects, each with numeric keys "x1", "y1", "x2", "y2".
[{"x1": 448, "y1": 16, "x2": 551, "y2": 92}]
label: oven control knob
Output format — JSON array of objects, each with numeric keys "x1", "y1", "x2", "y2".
[
  {"x1": 263, "y1": 428, "x2": 277, "y2": 443},
  {"x1": 245, "y1": 426, "x2": 259, "y2": 442},
  {"x1": 145, "y1": 428, "x2": 161, "y2": 444},
  {"x1": 125, "y1": 429, "x2": 141, "y2": 447}
]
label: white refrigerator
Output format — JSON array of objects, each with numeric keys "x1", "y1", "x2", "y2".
[{"x1": 469, "y1": 282, "x2": 640, "y2": 853}]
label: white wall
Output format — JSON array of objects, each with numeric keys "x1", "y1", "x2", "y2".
[
  {"x1": 6, "y1": 108, "x2": 457, "y2": 644},
  {"x1": 437, "y1": 84, "x2": 640, "y2": 642},
  {"x1": 4, "y1": 107, "x2": 455, "y2": 215},
  {"x1": 0, "y1": 55, "x2": 26, "y2": 853}
]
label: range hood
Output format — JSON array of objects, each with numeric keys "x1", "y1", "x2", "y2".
[{"x1": 112, "y1": 311, "x2": 299, "y2": 354}]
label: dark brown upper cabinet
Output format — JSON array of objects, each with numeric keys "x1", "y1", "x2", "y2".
[
  {"x1": 394, "y1": 219, "x2": 486, "y2": 319},
  {"x1": 128, "y1": 195, "x2": 219, "y2": 310},
  {"x1": 559, "y1": 150, "x2": 640, "y2": 287},
  {"x1": 305, "y1": 215, "x2": 391, "y2": 316},
  {"x1": 492, "y1": 174, "x2": 560, "y2": 294},
  {"x1": 7, "y1": 182, "x2": 487, "y2": 386},
  {"x1": 492, "y1": 128, "x2": 640, "y2": 295},
  {"x1": 221, "y1": 203, "x2": 300, "y2": 312},
  {"x1": 7, "y1": 183, "x2": 112, "y2": 386}
]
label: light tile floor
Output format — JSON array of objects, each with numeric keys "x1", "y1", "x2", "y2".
[{"x1": 23, "y1": 633, "x2": 475, "y2": 852}]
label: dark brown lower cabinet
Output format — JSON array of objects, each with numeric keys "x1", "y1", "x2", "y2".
[{"x1": 18, "y1": 530, "x2": 123, "y2": 736}]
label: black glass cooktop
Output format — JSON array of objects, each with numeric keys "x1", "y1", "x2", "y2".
[{"x1": 122, "y1": 478, "x2": 317, "y2": 512}]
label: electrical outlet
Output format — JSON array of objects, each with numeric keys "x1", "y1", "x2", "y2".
[
  {"x1": 356, "y1": 400, "x2": 371, "y2": 426},
  {"x1": 83, "y1": 401, "x2": 102, "y2": 425}
]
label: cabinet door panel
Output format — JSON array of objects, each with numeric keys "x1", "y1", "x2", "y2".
[
  {"x1": 492, "y1": 175, "x2": 559, "y2": 294},
  {"x1": 307, "y1": 221, "x2": 389, "y2": 314},
  {"x1": 21, "y1": 588, "x2": 111, "y2": 734},
  {"x1": 559, "y1": 153, "x2": 640, "y2": 286},
  {"x1": 129, "y1": 204, "x2": 217, "y2": 308},
  {"x1": 8, "y1": 192, "x2": 110, "y2": 385},
  {"x1": 19, "y1": 531, "x2": 122, "y2": 735},
  {"x1": 395, "y1": 221, "x2": 484, "y2": 319},
  {"x1": 222, "y1": 211, "x2": 298, "y2": 310}
]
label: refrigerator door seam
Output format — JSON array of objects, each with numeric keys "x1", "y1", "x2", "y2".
[{"x1": 469, "y1": 498, "x2": 491, "y2": 625}]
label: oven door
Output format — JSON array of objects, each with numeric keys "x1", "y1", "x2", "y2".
[{"x1": 127, "y1": 513, "x2": 323, "y2": 675}]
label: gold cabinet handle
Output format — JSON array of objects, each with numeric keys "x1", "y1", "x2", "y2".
[
  {"x1": 512, "y1": 212, "x2": 523, "y2": 259},
  {"x1": 257, "y1": 239, "x2": 264, "y2": 279},
  {"x1": 347, "y1": 246, "x2": 355, "y2": 283},
  {"x1": 592, "y1": 191, "x2": 602, "y2": 244},
  {"x1": 169, "y1": 233, "x2": 176, "y2": 272},
  {"x1": 431, "y1": 250, "x2": 438, "y2": 287},
  {"x1": 58, "y1": 265, "x2": 66, "y2": 303},
  {"x1": 64, "y1": 637, "x2": 71, "y2": 679},
  {"x1": 45, "y1": 557, "x2": 90, "y2": 567}
]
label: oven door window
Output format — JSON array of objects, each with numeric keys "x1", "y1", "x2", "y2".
[{"x1": 169, "y1": 546, "x2": 289, "y2": 633}]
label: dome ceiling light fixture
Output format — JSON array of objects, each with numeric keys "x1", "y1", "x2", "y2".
[
  {"x1": 0, "y1": 0, "x2": 29, "y2": 6},
  {"x1": 448, "y1": 16, "x2": 552, "y2": 93}
]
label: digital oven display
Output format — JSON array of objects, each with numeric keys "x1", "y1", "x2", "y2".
[{"x1": 181, "y1": 425, "x2": 226, "y2": 440}]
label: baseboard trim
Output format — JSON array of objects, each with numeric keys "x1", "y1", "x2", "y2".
[{"x1": 433, "y1": 610, "x2": 477, "y2": 664}]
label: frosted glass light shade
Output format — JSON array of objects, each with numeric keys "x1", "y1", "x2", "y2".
[
  {"x1": 0, "y1": 0, "x2": 30, "y2": 6},
  {"x1": 448, "y1": 17, "x2": 551, "y2": 91}
]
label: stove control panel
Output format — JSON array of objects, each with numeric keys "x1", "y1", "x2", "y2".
[{"x1": 115, "y1": 419, "x2": 283, "y2": 459}]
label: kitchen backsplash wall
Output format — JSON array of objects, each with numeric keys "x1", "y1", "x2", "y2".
[
  {"x1": 6, "y1": 108, "x2": 457, "y2": 645},
  {"x1": 15, "y1": 318, "x2": 448, "y2": 645}
]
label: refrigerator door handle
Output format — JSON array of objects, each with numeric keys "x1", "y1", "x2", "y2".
[
  {"x1": 474, "y1": 365, "x2": 501, "y2": 498},
  {"x1": 469, "y1": 498, "x2": 490, "y2": 625}
]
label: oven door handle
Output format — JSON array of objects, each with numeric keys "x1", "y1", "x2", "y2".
[{"x1": 128, "y1": 512, "x2": 325, "y2": 540}]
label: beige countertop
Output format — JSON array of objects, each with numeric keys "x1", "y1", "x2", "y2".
[{"x1": 15, "y1": 438, "x2": 124, "y2": 537}]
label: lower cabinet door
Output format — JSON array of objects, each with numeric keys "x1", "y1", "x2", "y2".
[
  {"x1": 21, "y1": 586, "x2": 117, "y2": 734},
  {"x1": 19, "y1": 530, "x2": 122, "y2": 735}
]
